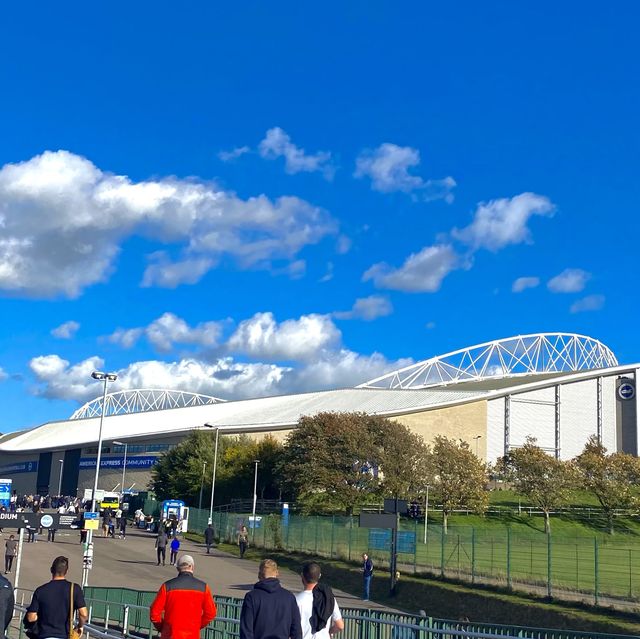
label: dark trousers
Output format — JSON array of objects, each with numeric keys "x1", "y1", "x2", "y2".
[
  {"x1": 157, "y1": 547, "x2": 166, "y2": 565},
  {"x1": 27, "y1": 529, "x2": 35, "y2": 542},
  {"x1": 239, "y1": 541, "x2": 247, "y2": 558},
  {"x1": 48, "y1": 529, "x2": 56, "y2": 542},
  {"x1": 170, "y1": 550, "x2": 177, "y2": 565},
  {"x1": 4, "y1": 556, "x2": 13, "y2": 573}
]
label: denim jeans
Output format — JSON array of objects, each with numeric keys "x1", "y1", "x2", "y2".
[{"x1": 363, "y1": 574, "x2": 372, "y2": 600}]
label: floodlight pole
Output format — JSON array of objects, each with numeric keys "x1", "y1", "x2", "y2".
[
  {"x1": 251, "y1": 460, "x2": 259, "y2": 540},
  {"x1": 198, "y1": 461, "x2": 207, "y2": 510},
  {"x1": 474, "y1": 435, "x2": 482, "y2": 458},
  {"x1": 57, "y1": 459, "x2": 64, "y2": 496},
  {"x1": 423, "y1": 484, "x2": 430, "y2": 545},
  {"x1": 82, "y1": 370, "x2": 117, "y2": 588},
  {"x1": 113, "y1": 441, "x2": 128, "y2": 500},
  {"x1": 208, "y1": 426, "x2": 220, "y2": 524}
]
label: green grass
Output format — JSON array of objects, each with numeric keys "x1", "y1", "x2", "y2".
[{"x1": 209, "y1": 539, "x2": 640, "y2": 635}]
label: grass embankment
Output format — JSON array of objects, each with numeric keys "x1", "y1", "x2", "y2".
[{"x1": 185, "y1": 531, "x2": 640, "y2": 635}]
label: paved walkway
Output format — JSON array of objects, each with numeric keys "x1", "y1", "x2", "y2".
[{"x1": 5, "y1": 527, "x2": 385, "y2": 611}]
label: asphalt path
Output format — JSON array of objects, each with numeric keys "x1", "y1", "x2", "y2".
[{"x1": 4, "y1": 526, "x2": 385, "y2": 611}]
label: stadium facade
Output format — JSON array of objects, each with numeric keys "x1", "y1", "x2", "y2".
[{"x1": 0, "y1": 333, "x2": 637, "y2": 497}]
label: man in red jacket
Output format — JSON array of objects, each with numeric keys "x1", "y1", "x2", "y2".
[{"x1": 150, "y1": 554, "x2": 217, "y2": 639}]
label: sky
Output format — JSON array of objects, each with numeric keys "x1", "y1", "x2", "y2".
[{"x1": 0, "y1": 2, "x2": 638, "y2": 432}]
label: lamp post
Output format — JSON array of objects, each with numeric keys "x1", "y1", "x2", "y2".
[
  {"x1": 113, "y1": 441, "x2": 128, "y2": 499},
  {"x1": 82, "y1": 370, "x2": 117, "y2": 588},
  {"x1": 473, "y1": 435, "x2": 483, "y2": 458},
  {"x1": 198, "y1": 461, "x2": 207, "y2": 510},
  {"x1": 57, "y1": 459, "x2": 64, "y2": 496},
  {"x1": 204, "y1": 423, "x2": 220, "y2": 525},
  {"x1": 251, "y1": 460, "x2": 259, "y2": 539}
]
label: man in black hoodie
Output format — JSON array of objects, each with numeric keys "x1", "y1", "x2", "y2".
[{"x1": 240, "y1": 559, "x2": 302, "y2": 639}]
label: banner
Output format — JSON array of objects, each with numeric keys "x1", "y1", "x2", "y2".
[
  {"x1": 79, "y1": 456, "x2": 158, "y2": 470},
  {"x1": 0, "y1": 461, "x2": 38, "y2": 474}
]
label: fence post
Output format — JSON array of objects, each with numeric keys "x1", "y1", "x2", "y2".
[
  {"x1": 440, "y1": 523, "x2": 445, "y2": 578},
  {"x1": 413, "y1": 518, "x2": 418, "y2": 574},
  {"x1": 348, "y1": 516, "x2": 353, "y2": 561},
  {"x1": 330, "y1": 515, "x2": 335, "y2": 558},
  {"x1": 471, "y1": 527, "x2": 476, "y2": 584},
  {"x1": 629, "y1": 549, "x2": 633, "y2": 599},
  {"x1": 315, "y1": 516, "x2": 319, "y2": 554},
  {"x1": 547, "y1": 533, "x2": 552, "y2": 598},
  {"x1": 300, "y1": 517, "x2": 305, "y2": 552},
  {"x1": 507, "y1": 527, "x2": 512, "y2": 590},
  {"x1": 594, "y1": 537, "x2": 599, "y2": 606}
]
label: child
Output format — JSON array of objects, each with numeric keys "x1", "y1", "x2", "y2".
[{"x1": 170, "y1": 536, "x2": 180, "y2": 565}]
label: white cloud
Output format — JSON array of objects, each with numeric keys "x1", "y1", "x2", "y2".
[
  {"x1": 319, "y1": 262, "x2": 334, "y2": 283},
  {"x1": 227, "y1": 312, "x2": 340, "y2": 362},
  {"x1": 0, "y1": 150, "x2": 336, "y2": 297},
  {"x1": 570, "y1": 294, "x2": 605, "y2": 313},
  {"x1": 0, "y1": 367, "x2": 7, "y2": 382},
  {"x1": 334, "y1": 295, "x2": 393, "y2": 321},
  {"x1": 354, "y1": 143, "x2": 455, "y2": 201},
  {"x1": 512, "y1": 276, "x2": 540, "y2": 293},
  {"x1": 452, "y1": 193, "x2": 555, "y2": 251},
  {"x1": 29, "y1": 348, "x2": 412, "y2": 403},
  {"x1": 108, "y1": 312, "x2": 224, "y2": 352},
  {"x1": 51, "y1": 320, "x2": 80, "y2": 339},
  {"x1": 336, "y1": 235, "x2": 352, "y2": 255},
  {"x1": 363, "y1": 244, "x2": 460, "y2": 293},
  {"x1": 258, "y1": 127, "x2": 334, "y2": 178},
  {"x1": 547, "y1": 268, "x2": 591, "y2": 293},
  {"x1": 217, "y1": 146, "x2": 250, "y2": 162}
]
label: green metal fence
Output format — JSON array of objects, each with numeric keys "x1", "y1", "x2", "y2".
[
  {"x1": 186, "y1": 509, "x2": 640, "y2": 607},
  {"x1": 78, "y1": 587, "x2": 635, "y2": 639}
]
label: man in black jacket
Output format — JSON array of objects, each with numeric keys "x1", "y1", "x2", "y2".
[
  {"x1": 240, "y1": 559, "x2": 302, "y2": 639},
  {"x1": 0, "y1": 573, "x2": 14, "y2": 639}
]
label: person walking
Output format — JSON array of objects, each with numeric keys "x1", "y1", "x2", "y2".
[
  {"x1": 203, "y1": 524, "x2": 215, "y2": 554},
  {"x1": 240, "y1": 559, "x2": 302, "y2": 639},
  {"x1": 119, "y1": 515, "x2": 127, "y2": 539},
  {"x1": 150, "y1": 554, "x2": 216, "y2": 639},
  {"x1": 25, "y1": 556, "x2": 88, "y2": 639},
  {"x1": 4, "y1": 536, "x2": 17, "y2": 574},
  {"x1": 0, "y1": 571, "x2": 14, "y2": 638},
  {"x1": 296, "y1": 562, "x2": 344, "y2": 639},
  {"x1": 362, "y1": 554, "x2": 374, "y2": 601},
  {"x1": 238, "y1": 525, "x2": 249, "y2": 559},
  {"x1": 170, "y1": 537, "x2": 180, "y2": 566},
  {"x1": 156, "y1": 530, "x2": 169, "y2": 566},
  {"x1": 47, "y1": 526, "x2": 57, "y2": 542}
]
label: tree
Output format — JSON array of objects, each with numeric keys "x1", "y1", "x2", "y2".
[
  {"x1": 150, "y1": 431, "x2": 285, "y2": 506},
  {"x1": 279, "y1": 412, "x2": 379, "y2": 514},
  {"x1": 574, "y1": 436, "x2": 640, "y2": 534},
  {"x1": 499, "y1": 437, "x2": 575, "y2": 534},
  {"x1": 431, "y1": 436, "x2": 488, "y2": 534}
]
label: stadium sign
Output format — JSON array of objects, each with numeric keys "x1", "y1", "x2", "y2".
[{"x1": 617, "y1": 382, "x2": 636, "y2": 401}]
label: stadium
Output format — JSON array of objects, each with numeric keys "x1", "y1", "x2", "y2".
[{"x1": 0, "y1": 332, "x2": 637, "y2": 497}]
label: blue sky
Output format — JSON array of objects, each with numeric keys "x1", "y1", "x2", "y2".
[{"x1": 0, "y1": 2, "x2": 638, "y2": 432}]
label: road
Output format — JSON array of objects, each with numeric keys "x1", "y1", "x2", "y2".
[{"x1": 5, "y1": 526, "x2": 384, "y2": 610}]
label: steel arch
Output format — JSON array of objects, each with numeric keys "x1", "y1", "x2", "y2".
[
  {"x1": 70, "y1": 388, "x2": 226, "y2": 419},
  {"x1": 358, "y1": 333, "x2": 618, "y2": 390}
]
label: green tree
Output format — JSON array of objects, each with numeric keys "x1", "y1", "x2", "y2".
[
  {"x1": 499, "y1": 437, "x2": 575, "y2": 534},
  {"x1": 574, "y1": 436, "x2": 640, "y2": 534},
  {"x1": 279, "y1": 412, "x2": 380, "y2": 514},
  {"x1": 431, "y1": 436, "x2": 488, "y2": 534}
]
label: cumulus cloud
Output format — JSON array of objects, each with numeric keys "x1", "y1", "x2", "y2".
[
  {"x1": 363, "y1": 244, "x2": 460, "y2": 293},
  {"x1": 452, "y1": 193, "x2": 555, "y2": 251},
  {"x1": 51, "y1": 320, "x2": 80, "y2": 339},
  {"x1": 108, "y1": 312, "x2": 224, "y2": 352},
  {"x1": 570, "y1": 294, "x2": 605, "y2": 313},
  {"x1": 28, "y1": 347, "x2": 412, "y2": 404},
  {"x1": 512, "y1": 277, "x2": 540, "y2": 293},
  {"x1": 217, "y1": 146, "x2": 250, "y2": 162},
  {"x1": 547, "y1": 268, "x2": 591, "y2": 293},
  {"x1": 354, "y1": 143, "x2": 456, "y2": 201},
  {"x1": 0, "y1": 150, "x2": 336, "y2": 297},
  {"x1": 227, "y1": 312, "x2": 341, "y2": 362},
  {"x1": 258, "y1": 127, "x2": 334, "y2": 178},
  {"x1": 334, "y1": 295, "x2": 393, "y2": 321}
]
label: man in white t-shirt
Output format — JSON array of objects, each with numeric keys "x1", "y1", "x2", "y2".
[{"x1": 295, "y1": 562, "x2": 344, "y2": 639}]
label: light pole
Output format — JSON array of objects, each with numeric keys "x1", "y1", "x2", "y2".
[
  {"x1": 113, "y1": 441, "x2": 128, "y2": 499},
  {"x1": 423, "y1": 484, "x2": 431, "y2": 545},
  {"x1": 82, "y1": 370, "x2": 117, "y2": 588},
  {"x1": 198, "y1": 461, "x2": 207, "y2": 510},
  {"x1": 473, "y1": 435, "x2": 483, "y2": 458},
  {"x1": 204, "y1": 423, "x2": 220, "y2": 525},
  {"x1": 57, "y1": 459, "x2": 64, "y2": 496},
  {"x1": 251, "y1": 460, "x2": 259, "y2": 539}
]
